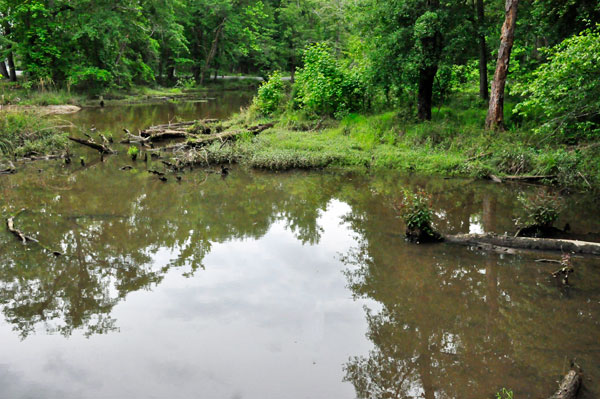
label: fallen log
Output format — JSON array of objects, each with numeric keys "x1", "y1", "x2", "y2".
[
  {"x1": 548, "y1": 369, "x2": 581, "y2": 399},
  {"x1": 141, "y1": 119, "x2": 219, "y2": 135},
  {"x1": 0, "y1": 160, "x2": 16, "y2": 174},
  {"x1": 444, "y1": 233, "x2": 600, "y2": 256},
  {"x1": 146, "y1": 130, "x2": 193, "y2": 142},
  {"x1": 485, "y1": 174, "x2": 556, "y2": 184},
  {"x1": 188, "y1": 123, "x2": 274, "y2": 147},
  {"x1": 120, "y1": 131, "x2": 149, "y2": 144},
  {"x1": 503, "y1": 174, "x2": 556, "y2": 182},
  {"x1": 68, "y1": 136, "x2": 115, "y2": 154}
]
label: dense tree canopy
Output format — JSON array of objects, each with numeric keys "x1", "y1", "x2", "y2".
[{"x1": 1, "y1": 0, "x2": 599, "y2": 130}]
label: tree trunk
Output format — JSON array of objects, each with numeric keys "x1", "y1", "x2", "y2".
[
  {"x1": 416, "y1": 0, "x2": 442, "y2": 121},
  {"x1": 476, "y1": 0, "x2": 489, "y2": 100},
  {"x1": 0, "y1": 60, "x2": 9, "y2": 79},
  {"x1": 417, "y1": 65, "x2": 437, "y2": 121},
  {"x1": 485, "y1": 0, "x2": 519, "y2": 130},
  {"x1": 200, "y1": 18, "x2": 226, "y2": 86},
  {"x1": 7, "y1": 51, "x2": 17, "y2": 82},
  {"x1": 2, "y1": 25, "x2": 18, "y2": 82}
]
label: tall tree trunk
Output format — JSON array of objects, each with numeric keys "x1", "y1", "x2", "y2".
[
  {"x1": 416, "y1": 0, "x2": 442, "y2": 121},
  {"x1": 3, "y1": 25, "x2": 18, "y2": 82},
  {"x1": 0, "y1": 60, "x2": 9, "y2": 79},
  {"x1": 417, "y1": 65, "x2": 437, "y2": 121},
  {"x1": 485, "y1": 0, "x2": 519, "y2": 130},
  {"x1": 476, "y1": 0, "x2": 489, "y2": 100},
  {"x1": 6, "y1": 51, "x2": 17, "y2": 82},
  {"x1": 200, "y1": 18, "x2": 226, "y2": 86}
]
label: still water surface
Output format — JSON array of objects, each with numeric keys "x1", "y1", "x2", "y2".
[{"x1": 0, "y1": 92, "x2": 599, "y2": 398}]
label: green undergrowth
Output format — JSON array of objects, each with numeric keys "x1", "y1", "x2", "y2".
[
  {"x1": 179, "y1": 95, "x2": 600, "y2": 191},
  {"x1": 0, "y1": 111, "x2": 69, "y2": 159}
]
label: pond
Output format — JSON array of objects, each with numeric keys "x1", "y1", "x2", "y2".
[{"x1": 0, "y1": 92, "x2": 599, "y2": 399}]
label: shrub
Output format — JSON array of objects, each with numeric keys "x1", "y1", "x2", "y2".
[
  {"x1": 517, "y1": 190, "x2": 564, "y2": 228},
  {"x1": 293, "y1": 43, "x2": 366, "y2": 118},
  {"x1": 514, "y1": 27, "x2": 600, "y2": 143},
  {"x1": 394, "y1": 189, "x2": 441, "y2": 241},
  {"x1": 253, "y1": 71, "x2": 286, "y2": 116},
  {"x1": 127, "y1": 146, "x2": 139, "y2": 161}
]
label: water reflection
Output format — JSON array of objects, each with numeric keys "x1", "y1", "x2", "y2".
[
  {"x1": 2, "y1": 97, "x2": 600, "y2": 397},
  {"x1": 340, "y1": 190, "x2": 600, "y2": 398}
]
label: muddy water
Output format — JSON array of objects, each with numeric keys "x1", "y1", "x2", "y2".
[{"x1": 0, "y1": 93, "x2": 599, "y2": 399}]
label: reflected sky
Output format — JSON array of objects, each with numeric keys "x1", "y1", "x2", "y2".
[
  {"x1": 0, "y1": 200, "x2": 374, "y2": 399},
  {"x1": 1, "y1": 97, "x2": 600, "y2": 399}
]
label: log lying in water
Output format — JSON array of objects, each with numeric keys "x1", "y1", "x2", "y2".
[
  {"x1": 143, "y1": 119, "x2": 218, "y2": 132},
  {"x1": 188, "y1": 123, "x2": 274, "y2": 147},
  {"x1": 68, "y1": 136, "x2": 115, "y2": 154},
  {"x1": 140, "y1": 118, "x2": 220, "y2": 138},
  {"x1": 444, "y1": 233, "x2": 600, "y2": 255},
  {"x1": 144, "y1": 123, "x2": 275, "y2": 153},
  {"x1": 548, "y1": 370, "x2": 581, "y2": 399},
  {"x1": 487, "y1": 174, "x2": 556, "y2": 183},
  {"x1": 0, "y1": 160, "x2": 16, "y2": 174}
]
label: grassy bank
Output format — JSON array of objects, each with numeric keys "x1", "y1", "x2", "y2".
[
  {"x1": 0, "y1": 111, "x2": 69, "y2": 160},
  {"x1": 178, "y1": 95, "x2": 600, "y2": 191}
]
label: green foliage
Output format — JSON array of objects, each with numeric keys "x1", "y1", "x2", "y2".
[
  {"x1": 517, "y1": 190, "x2": 564, "y2": 228},
  {"x1": 253, "y1": 71, "x2": 286, "y2": 116},
  {"x1": 495, "y1": 388, "x2": 514, "y2": 399},
  {"x1": 293, "y1": 43, "x2": 366, "y2": 118},
  {"x1": 127, "y1": 146, "x2": 139, "y2": 160},
  {"x1": 514, "y1": 28, "x2": 600, "y2": 143},
  {"x1": 394, "y1": 189, "x2": 435, "y2": 236}
]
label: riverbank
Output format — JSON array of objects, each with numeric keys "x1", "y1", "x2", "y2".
[
  {"x1": 0, "y1": 111, "x2": 69, "y2": 164},
  {"x1": 170, "y1": 98, "x2": 600, "y2": 192}
]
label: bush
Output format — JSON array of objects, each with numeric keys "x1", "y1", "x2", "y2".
[
  {"x1": 394, "y1": 189, "x2": 441, "y2": 241},
  {"x1": 127, "y1": 146, "x2": 139, "y2": 161},
  {"x1": 514, "y1": 28, "x2": 600, "y2": 143},
  {"x1": 253, "y1": 71, "x2": 286, "y2": 116},
  {"x1": 293, "y1": 43, "x2": 366, "y2": 118}
]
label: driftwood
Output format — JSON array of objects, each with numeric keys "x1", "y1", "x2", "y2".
[
  {"x1": 6, "y1": 211, "x2": 62, "y2": 256},
  {"x1": 145, "y1": 130, "x2": 193, "y2": 142},
  {"x1": 141, "y1": 119, "x2": 219, "y2": 136},
  {"x1": 69, "y1": 136, "x2": 115, "y2": 154},
  {"x1": 487, "y1": 174, "x2": 556, "y2": 184},
  {"x1": 7, "y1": 215, "x2": 36, "y2": 244},
  {"x1": 548, "y1": 369, "x2": 581, "y2": 399},
  {"x1": 187, "y1": 123, "x2": 274, "y2": 147},
  {"x1": 120, "y1": 130, "x2": 149, "y2": 144},
  {"x1": 444, "y1": 233, "x2": 600, "y2": 255},
  {"x1": 0, "y1": 160, "x2": 16, "y2": 174}
]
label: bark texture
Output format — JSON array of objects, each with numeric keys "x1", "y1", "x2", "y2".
[
  {"x1": 485, "y1": 0, "x2": 518, "y2": 130},
  {"x1": 548, "y1": 370, "x2": 581, "y2": 399}
]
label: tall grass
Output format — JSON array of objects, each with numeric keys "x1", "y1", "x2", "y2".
[{"x1": 0, "y1": 112, "x2": 69, "y2": 159}]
